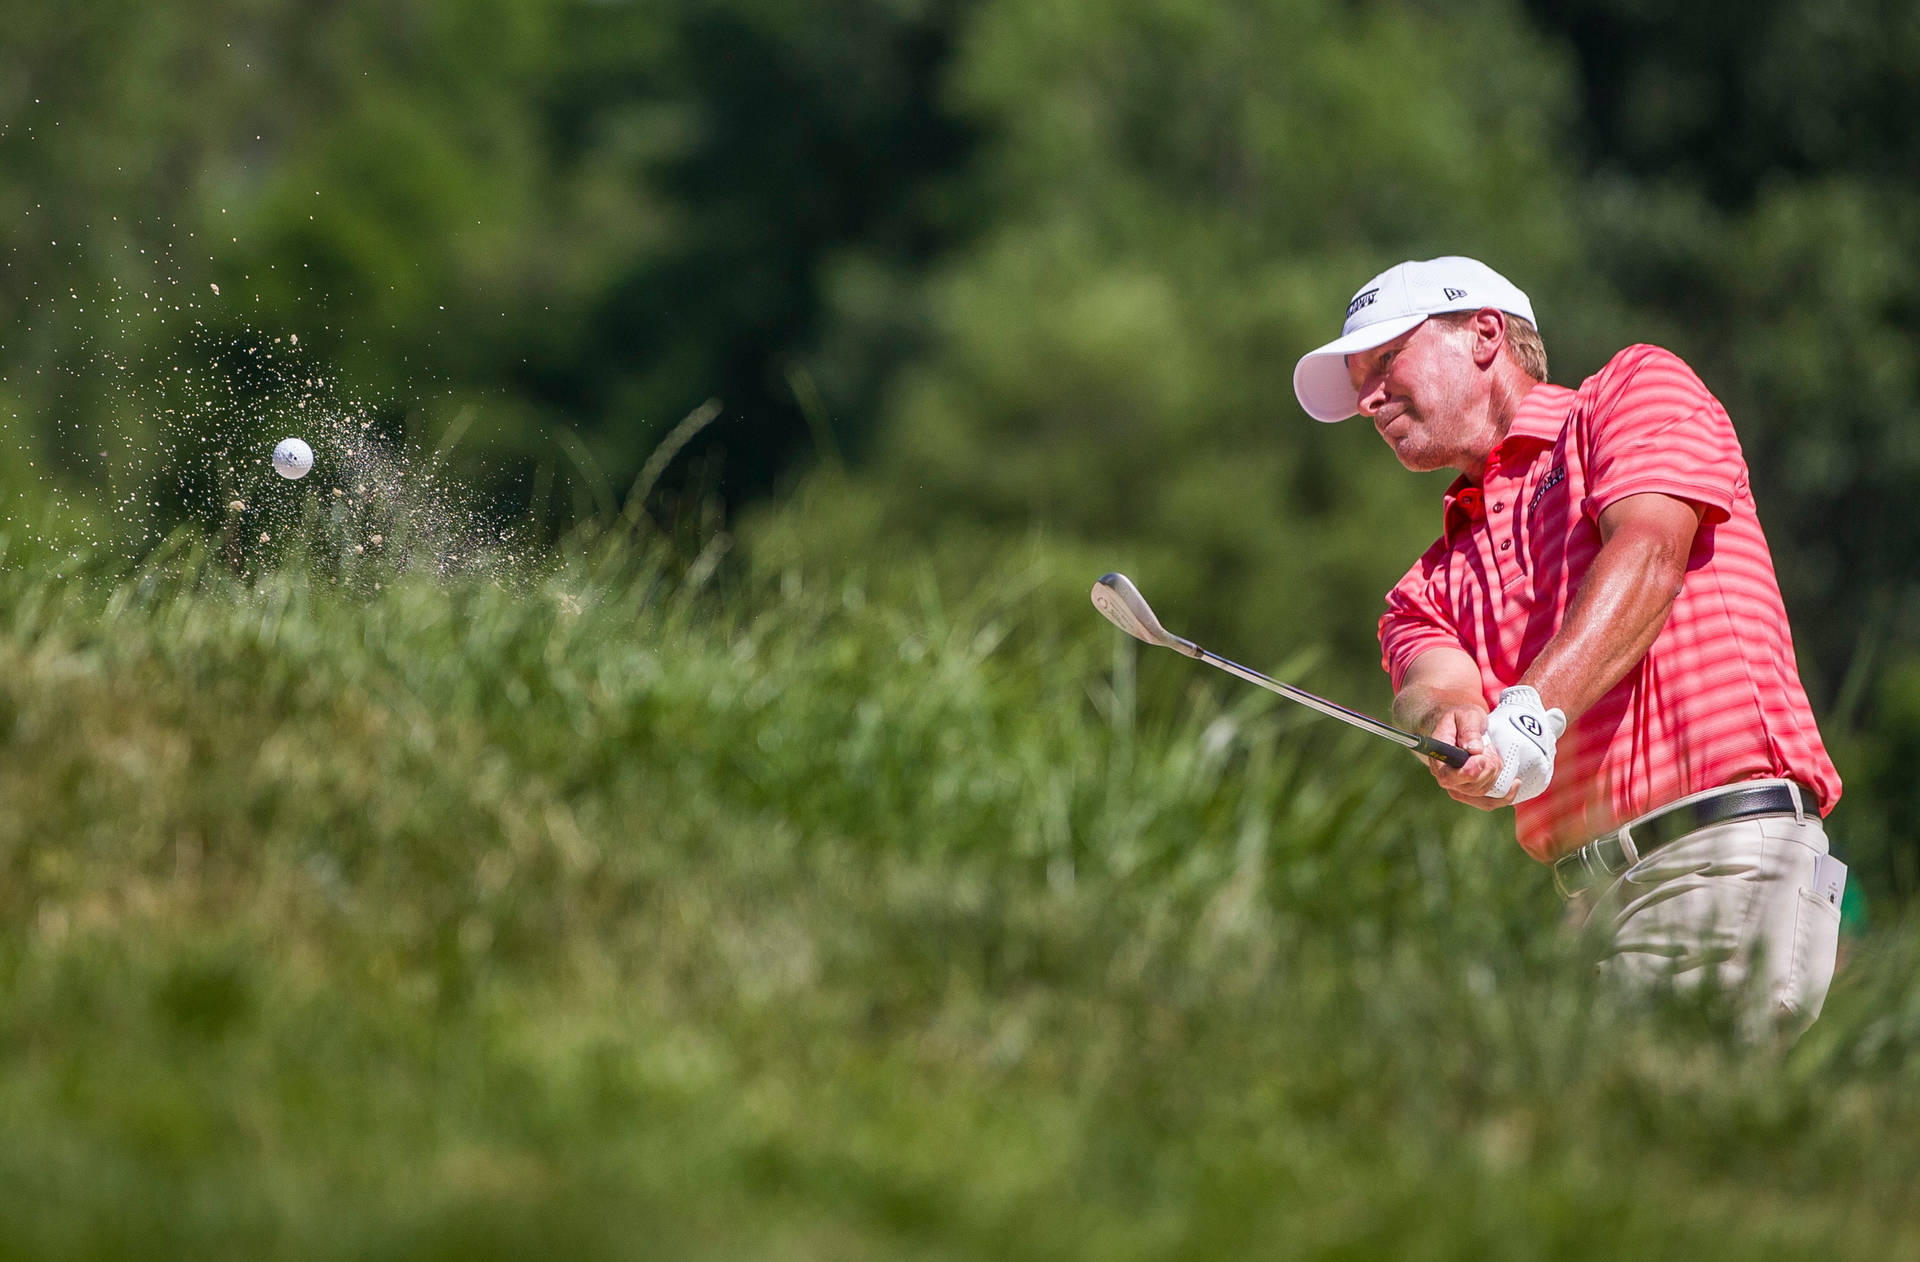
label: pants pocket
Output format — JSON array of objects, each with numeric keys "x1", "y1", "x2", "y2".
[{"x1": 1784, "y1": 885, "x2": 1842, "y2": 1024}]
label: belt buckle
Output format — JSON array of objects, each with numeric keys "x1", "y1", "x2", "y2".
[
  {"x1": 1552, "y1": 847, "x2": 1591, "y2": 899},
  {"x1": 1552, "y1": 857, "x2": 1578, "y2": 899},
  {"x1": 1553, "y1": 832, "x2": 1630, "y2": 899}
]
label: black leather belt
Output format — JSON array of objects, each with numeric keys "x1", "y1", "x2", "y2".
[{"x1": 1551, "y1": 781, "x2": 1817, "y2": 898}]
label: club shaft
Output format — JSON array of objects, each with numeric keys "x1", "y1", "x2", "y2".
[
  {"x1": 1089, "y1": 572, "x2": 1470, "y2": 769},
  {"x1": 1192, "y1": 645, "x2": 1470, "y2": 769}
]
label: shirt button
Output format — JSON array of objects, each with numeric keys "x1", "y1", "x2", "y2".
[
  {"x1": 1492, "y1": 502, "x2": 1505, "y2": 512},
  {"x1": 1501, "y1": 540, "x2": 1513, "y2": 551}
]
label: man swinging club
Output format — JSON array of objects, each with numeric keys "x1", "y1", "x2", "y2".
[{"x1": 1293, "y1": 257, "x2": 1846, "y2": 1039}]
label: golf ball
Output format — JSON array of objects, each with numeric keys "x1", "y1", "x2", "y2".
[{"x1": 272, "y1": 437, "x2": 314, "y2": 480}]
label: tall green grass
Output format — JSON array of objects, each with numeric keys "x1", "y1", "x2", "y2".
[{"x1": 0, "y1": 519, "x2": 1916, "y2": 1259}]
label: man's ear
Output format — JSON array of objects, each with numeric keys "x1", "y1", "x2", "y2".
[{"x1": 1470, "y1": 308, "x2": 1506, "y2": 370}]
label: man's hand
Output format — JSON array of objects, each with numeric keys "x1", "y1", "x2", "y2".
[
  {"x1": 1424, "y1": 704, "x2": 1521, "y2": 809},
  {"x1": 1394, "y1": 648, "x2": 1522, "y2": 810},
  {"x1": 1483, "y1": 685, "x2": 1567, "y2": 803}
]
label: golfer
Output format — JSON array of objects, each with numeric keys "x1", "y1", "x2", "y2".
[{"x1": 1293, "y1": 257, "x2": 1846, "y2": 1039}]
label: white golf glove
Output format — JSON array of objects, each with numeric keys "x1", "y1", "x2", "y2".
[{"x1": 1485, "y1": 685, "x2": 1567, "y2": 804}]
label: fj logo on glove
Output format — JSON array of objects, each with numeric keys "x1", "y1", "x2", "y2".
[{"x1": 1486, "y1": 686, "x2": 1568, "y2": 805}]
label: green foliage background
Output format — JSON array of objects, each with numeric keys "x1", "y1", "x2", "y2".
[
  {"x1": 9, "y1": 1, "x2": 1912, "y2": 790},
  {"x1": 3, "y1": 1, "x2": 1920, "y2": 1246},
  {"x1": 9, "y1": 0, "x2": 1914, "y2": 703}
]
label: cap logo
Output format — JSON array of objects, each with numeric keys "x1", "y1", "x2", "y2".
[
  {"x1": 1443, "y1": 287, "x2": 1468, "y2": 300},
  {"x1": 1346, "y1": 288, "x2": 1379, "y2": 319}
]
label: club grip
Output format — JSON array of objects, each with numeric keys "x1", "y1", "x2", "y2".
[{"x1": 1416, "y1": 735, "x2": 1471, "y2": 769}]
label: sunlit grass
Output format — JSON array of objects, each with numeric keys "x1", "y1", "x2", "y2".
[{"x1": 0, "y1": 520, "x2": 1915, "y2": 1258}]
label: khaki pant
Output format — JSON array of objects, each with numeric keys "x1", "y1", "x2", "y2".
[{"x1": 1578, "y1": 802, "x2": 1844, "y2": 1042}]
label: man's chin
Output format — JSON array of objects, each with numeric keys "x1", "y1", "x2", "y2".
[{"x1": 1384, "y1": 438, "x2": 1443, "y2": 473}]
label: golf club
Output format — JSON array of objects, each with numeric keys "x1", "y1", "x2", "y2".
[{"x1": 1090, "y1": 572, "x2": 1470, "y2": 768}]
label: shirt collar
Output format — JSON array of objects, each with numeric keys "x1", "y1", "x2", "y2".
[{"x1": 1500, "y1": 381, "x2": 1574, "y2": 449}]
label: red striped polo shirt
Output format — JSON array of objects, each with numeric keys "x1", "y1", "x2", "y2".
[{"x1": 1379, "y1": 344, "x2": 1842, "y2": 862}]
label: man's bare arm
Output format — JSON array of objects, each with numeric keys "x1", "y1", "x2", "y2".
[
  {"x1": 1393, "y1": 646, "x2": 1485, "y2": 737},
  {"x1": 1394, "y1": 647, "x2": 1513, "y2": 807},
  {"x1": 1521, "y1": 491, "x2": 1701, "y2": 721},
  {"x1": 1392, "y1": 492, "x2": 1701, "y2": 810}
]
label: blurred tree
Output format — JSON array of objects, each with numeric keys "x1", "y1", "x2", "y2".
[
  {"x1": 849, "y1": 0, "x2": 1587, "y2": 686},
  {"x1": 1526, "y1": 0, "x2": 1920, "y2": 201},
  {"x1": 528, "y1": 0, "x2": 976, "y2": 505},
  {"x1": 0, "y1": 0, "x2": 975, "y2": 524}
]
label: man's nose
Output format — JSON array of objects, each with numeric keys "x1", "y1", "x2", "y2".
[{"x1": 1355, "y1": 375, "x2": 1386, "y2": 416}]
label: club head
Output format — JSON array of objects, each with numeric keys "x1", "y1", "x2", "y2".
[{"x1": 1091, "y1": 573, "x2": 1192, "y2": 653}]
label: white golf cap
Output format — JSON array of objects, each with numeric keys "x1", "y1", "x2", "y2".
[{"x1": 1292, "y1": 256, "x2": 1537, "y2": 422}]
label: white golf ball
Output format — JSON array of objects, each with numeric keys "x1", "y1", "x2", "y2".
[{"x1": 272, "y1": 437, "x2": 314, "y2": 480}]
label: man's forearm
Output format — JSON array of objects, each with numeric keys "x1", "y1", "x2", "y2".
[
  {"x1": 1521, "y1": 499, "x2": 1695, "y2": 721},
  {"x1": 1394, "y1": 679, "x2": 1483, "y2": 736},
  {"x1": 1392, "y1": 647, "x2": 1491, "y2": 735}
]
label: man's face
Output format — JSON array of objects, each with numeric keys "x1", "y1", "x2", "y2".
[{"x1": 1345, "y1": 317, "x2": 1487, "y2": 474}]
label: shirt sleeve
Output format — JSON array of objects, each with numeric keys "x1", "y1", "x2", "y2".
[
  {"x1": 1378, "y1": 545, "x2": 1461, "y2": 692},
  {"x1": 1579, "y1": 345, "x2": 1743, "y2": 526}
]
